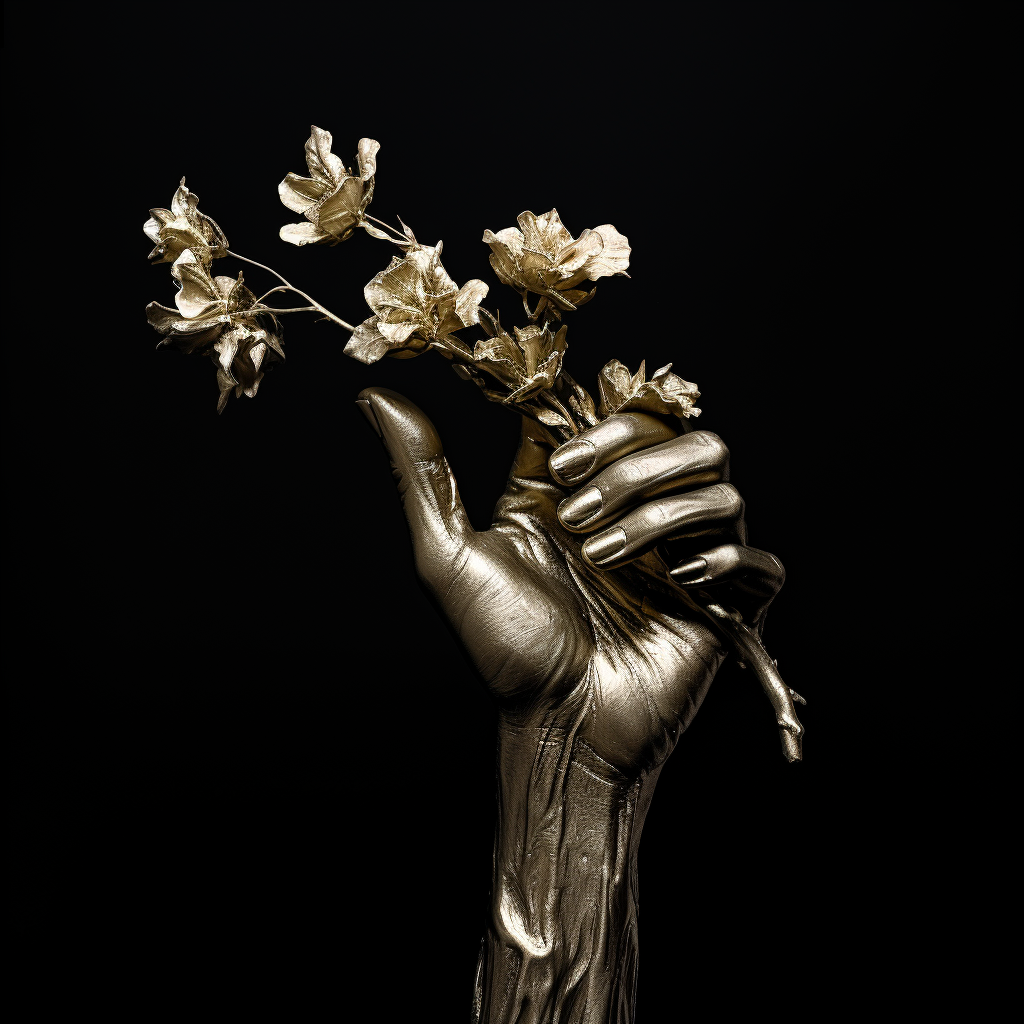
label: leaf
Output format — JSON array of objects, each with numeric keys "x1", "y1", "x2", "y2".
[
  {"x1": 361, "y1": 221, "x2": 394, "y2": 241},
  {"x1": 397, "y1": 216, "x2": 417, "y2": 244},
  {"x1": 561, "y1": 374, "x2": 600, "y2": 429},
  {"x1": 535, "y1": 409, "x2": 570, "y2": 428}
]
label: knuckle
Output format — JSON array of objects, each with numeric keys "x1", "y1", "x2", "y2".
[
  {"x1": 691, "y1": 430, "x2": 730, "y2": 466},
  {"x1": 713, "y1": 483, "x2": 744, "y2": 518}
]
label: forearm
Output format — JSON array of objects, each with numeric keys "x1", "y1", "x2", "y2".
[{"x1": 472, "y1": 722, "x2": 656, "y2": 1024}]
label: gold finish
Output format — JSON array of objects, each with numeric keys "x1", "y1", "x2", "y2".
[
  {"x1": 143, "y1": 124, "x2": 804, "y2": 1022},
  {"x1": 278, "y1": 127, "x2": 379, "y2": 245}
]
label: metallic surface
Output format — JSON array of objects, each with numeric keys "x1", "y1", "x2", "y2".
[
  {"x1": 356, "y1": 389, "x2": 789, "y2": 1024},
  {"x1": 144, "y1": 127, "x2": 803, "y2": 1018}
]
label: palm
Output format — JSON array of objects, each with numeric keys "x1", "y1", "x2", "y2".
[
  {"x1": 428, "y1": 424, "x2": 724, "y2": 775},
  {"x1": 359, "y1": 390, "x2": 783, "y2": 775}
]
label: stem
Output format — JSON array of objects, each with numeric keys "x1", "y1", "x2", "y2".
[
  {"x1": 254, "y1": 286, "x2": 290, "y2": 304},
  {"x1": 364, "y1": 214, "x2": 409, "y2": 243},
  {"x1": 226, "y1": 250, "x2": 356, "y2": 331},
  {"x1": 671, "y1": 587, "x2": 805, "y2": 761},
  {"x1": 248, "y1": 306, "x2": 318, "y2": 315}
]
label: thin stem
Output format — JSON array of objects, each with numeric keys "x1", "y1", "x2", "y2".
[
  {"x1": 248, "y1": 306, "x2": 318, "y2": 315},
  {"x1": 226, "y1": 250, "x2": 356, "y2": 331},
  {"x1": 254, "y1": 286, "x2": 290, "y2": 304},
  {"x1": 364, "y1": 214, "x2": 408, "y2": 243}
]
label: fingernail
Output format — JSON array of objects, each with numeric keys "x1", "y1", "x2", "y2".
[
  {"x1": 583, "y1": 528, "x2": 626, "y2": 566},
  {"x1": 670, "y1": 557, "x2": 708, "y2": 583},
  {"x1": 558, "y1": 486, "x2": 602, "y2": 527},
  {"x1": 355, "y1": 398, "x2": 382, "y2": 438},
  {"x1": 550, "y1": 438, "x2": 597, "y2": 484}
]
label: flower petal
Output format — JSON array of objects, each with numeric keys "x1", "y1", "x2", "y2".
[
  {"x1": 584, "y1": 224, "x2": 631, "y2": 279},
  {"x1": 365, "y1": 250, "x2": 430, "y2": 321},
  {"x1": 172, "y1": 250, "x2": 224, "y2": 319},
  {"x1": 453, "y1": 279, "x2": 488, "y2": 327},
  {"x1": 242, "y1": 371, "x2": 264, "y2": 399},
  {"x1": 213, "y1": 330, "x2": 241, "y2": 373},
  {"x1": 377, "y1": 321, "x2": 419, "y2": 344},
  {"x1": 344, "y1": 316, "x2": 391, "y2": 364},
  {"x1": 280, "y1": 222, "x2": 331, "y2": 246},
  {"x1": 170, "y1": 178, "x2": 199, "y2": 220},
  {"x1": 305, "y1": 125, "x2": 347, "y2": 185},
  {"x1": 356, "y1": 138, "x2": 380, "y2": 181},
  {"x1": 518, "y1": 209, "x2": 574, "y2": 255},
  {"x1": 278, "y1": 172, "x2": 330, "y2": 214},
  {"x1": 143, "y1": 214, "x2": 166, "y2": 244},
  {"x1": 146, "y1": 301, "x2": 225, "y2": 337},
  {"x1": 315, "y1": 178, "x2": 365, "y2": 239}
]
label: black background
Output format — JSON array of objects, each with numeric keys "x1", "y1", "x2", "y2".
[{"x1": 7, "y1": 4, "x2": 1020, "y2": 1018}]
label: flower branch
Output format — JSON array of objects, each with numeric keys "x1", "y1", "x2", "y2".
[{"x1": 141, "y1": 127, "x2": 804, "y2": 757}]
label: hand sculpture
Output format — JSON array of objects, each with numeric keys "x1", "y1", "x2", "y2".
[{"x1": 356, "y1": 388, "x2": 785, "y2": 1024}]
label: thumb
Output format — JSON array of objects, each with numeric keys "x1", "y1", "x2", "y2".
[{"x1": 356, "y1": 388, "x2": 474, "y2": 576}]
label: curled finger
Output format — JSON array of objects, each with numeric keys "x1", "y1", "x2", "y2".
[{"x1": 581, "y1": 483, "x2": 744, "y2": 569}]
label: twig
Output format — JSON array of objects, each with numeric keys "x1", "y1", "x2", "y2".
[{"x1": 226, "y1": 251, "x2": 356, "y2": 331}]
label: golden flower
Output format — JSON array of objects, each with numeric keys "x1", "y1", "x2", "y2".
[
  {"x1": 143, "y1": 178, "x2": 229, "y2": 265},
  {"x1": 146, "y1": 250, "x2": 284, "y2": 412},
  {"x1": 471, "y1": 313, "x2": 568, "y2": 403},
  {"x1": 597, "y1": 359, "x2": 701, "y2": 420},
  {"x1": 482, "y1": 210, "x2": 630, "y2": 310},
  {"x1": 279, "y1": 126, "x2": 380, "y2": 245},
  {"x1": 344, "y1": 244, "x2": 488, "y2": 364}
]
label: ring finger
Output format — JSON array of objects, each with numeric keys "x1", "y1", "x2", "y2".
[{"x1": 580, "y1": 483, "x2": 746, "y2": 570}]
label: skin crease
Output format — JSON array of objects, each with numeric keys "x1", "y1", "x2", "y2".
[{"x1": 357, "y1": 389, "x2": 784, "y2": 1024}]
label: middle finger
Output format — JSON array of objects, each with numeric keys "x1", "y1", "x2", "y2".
[{"x1": 557, "y1": 430, "x2": 730, "y2": 533}]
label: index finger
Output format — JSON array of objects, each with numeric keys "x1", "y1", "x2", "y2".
[{"x1": 548, "y1": 412, "x2": 678, "y2": 486}]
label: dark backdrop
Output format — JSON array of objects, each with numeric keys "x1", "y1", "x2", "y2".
[{"x1": 8, "y1": 4, "x2": 1020, "y2": 1019}]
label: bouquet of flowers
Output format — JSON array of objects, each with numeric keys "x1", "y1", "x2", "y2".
[{"x1": 144, "y1": 126, "x2": 804, "y2": 759}]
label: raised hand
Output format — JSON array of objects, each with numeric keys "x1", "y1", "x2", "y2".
[
  {"x1": 355, "y1": 387, "x2": 784, "y2": 775},
  {"x1": 356, "y1": 386, "x2": 786, "y2": 1024}
]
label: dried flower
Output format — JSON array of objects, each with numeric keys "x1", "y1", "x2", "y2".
[
  {"x1": 146, "y1": 250, "x2": 283, "y2": 412},
  {"x1": 210, "y1": 321, "x2": 282, "y2": 413},
  {"x1": 597, "y1": 360, "x2": 701, "y2": 420},
  {"x1": 344, "y1": 244, "x2": 488, "y2": 364},
  {"x1": 144, "y1": 178, "x2": 229, "y2": 265},
  {"x1": 482, "y1": 210, "x2": 630, "y2": 311},
  {"x1": 279, "y1": 127, "x2": 380, "y2": 245},
  {"x1": 471, "y1": 314, "x2": 568, "y2": 403}
]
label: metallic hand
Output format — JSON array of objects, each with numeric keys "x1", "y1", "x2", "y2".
[
  {"x1": 356, "y1": 387, "x2": 784, "y2": 776},
  {"x1": 357, "y1": 387, "x2": 786, "y2": 1023}
]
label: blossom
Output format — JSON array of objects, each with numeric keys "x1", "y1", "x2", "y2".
[
  {"x1": 344, "y1": 244, "x2": 488, "y2": 364},
  {"x1": 597, "y1": 360, "x2": 701, "y2": 420},
  {"x1": 143, "y1": 178, "x2": 229, "y2": 265},
  {"x1": 279, "y1": 126, "x2": 380, "y2": 245},
  {"x1": 146, "y1": 250, "x2": 283, "y2": 412},
  {"x1": 482, "y1": 210, "x2": 630, "y2": 310},
  {"x1": 470, "y1": 314, "x2": 568, "y2": 403}
]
